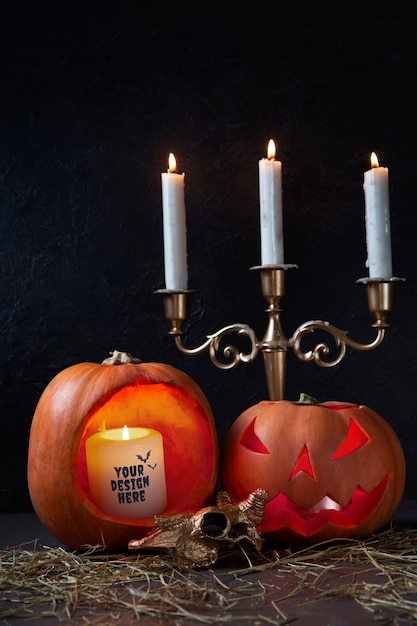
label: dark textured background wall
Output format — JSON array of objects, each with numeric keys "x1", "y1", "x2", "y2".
[{"x1": 1, "y1": 3, "x2": 416, "y2": 512}]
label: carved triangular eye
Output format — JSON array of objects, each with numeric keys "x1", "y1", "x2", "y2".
[
  {"x1": 240, "y1": 418, "x2": 270, "y2": 454},
  {"x1": 331, "y1": 418, "x2": 370, "y2": 460},
  {"x1": 290, "y1": 445, "x2": 315, "y2": 480}
]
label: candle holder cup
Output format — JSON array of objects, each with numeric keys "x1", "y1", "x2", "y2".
[
  {"x1": 154, "y1": 289, "x2": 196, "y2": 335},
  {"x1": 155, "y1": 268, "x2": 404, "y2": 401},
  {"x1": 356, "y1": 277, "x2": 405, "y2": 328}
]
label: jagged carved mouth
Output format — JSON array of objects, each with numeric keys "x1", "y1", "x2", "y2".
[{"x1": 261, "y1": 474, "x2": 389, "y2": 537}]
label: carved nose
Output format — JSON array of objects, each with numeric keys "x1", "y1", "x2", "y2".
[{"x1": 290, "y1": 445, "x2": 315, "y2": 480}]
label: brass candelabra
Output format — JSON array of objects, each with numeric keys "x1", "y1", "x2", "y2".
[{"x1": 155, "y1": 265, "x2": 404, "y2": 400}]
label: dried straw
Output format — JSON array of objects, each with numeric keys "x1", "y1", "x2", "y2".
[{"x1": 1, "y1": 527, "x2": 417, "y2": 624}]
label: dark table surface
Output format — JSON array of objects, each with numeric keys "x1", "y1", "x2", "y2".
[{"x1": 0, "y1": 502, "x2": 416, "y2": 625}]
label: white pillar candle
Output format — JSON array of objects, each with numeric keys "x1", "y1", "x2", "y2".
[
  {"x1": 161, "y1": 153, "x2": 188, "y2": 290},
  {"x1": 259, "y1": 139, "x2": 284, "y2": 265},
  {"x1": 363, "y1": 152, "x2": 393, "y2": 278},
  {"x1": 86, "y1": 426, "x2": 167, "y2": 519}
]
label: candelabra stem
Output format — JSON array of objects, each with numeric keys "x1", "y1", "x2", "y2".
[
  {"x1": 261, "y1": 349, "x2": 287, "y2": 401},
  {"x1": 251, "y1": 265, "x2": 297, "y2": 401}
]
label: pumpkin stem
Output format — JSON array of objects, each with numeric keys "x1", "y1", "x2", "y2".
[
  {"x1": 102, "y1": 350, "x2": 142, "y2": 365},
  {"x1": 298, "y1": 392, "x2": 319, "y2": 405}
]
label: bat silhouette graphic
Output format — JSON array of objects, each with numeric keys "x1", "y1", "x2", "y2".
[{"x1": 136, "y1": 450, "x2": 151, "y2": 463}]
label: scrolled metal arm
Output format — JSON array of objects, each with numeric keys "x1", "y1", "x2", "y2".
[
  {"x1": 291, "y1": 320, "x2": 386, "y2": 368},
  {"x1": 174, "y1": 324, "x2": 259, "y2": 370},
  {"x1": 156, "y1": 271, "x2": 401, "y2": 400}
]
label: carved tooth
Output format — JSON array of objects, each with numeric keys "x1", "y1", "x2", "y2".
[{"x1": 310, "y1": 495, "x2": 342, "y2": 514}]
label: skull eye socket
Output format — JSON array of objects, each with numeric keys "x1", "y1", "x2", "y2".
[
  {"x1": 201, "y1": 512, "x2": 229, "y2": 538},
  {"x1": 228, "y1": 523, "x2": 250, "y2": 539},
  {"x1": 331, "y1": 418, "x2": 370, "y2": 460}
]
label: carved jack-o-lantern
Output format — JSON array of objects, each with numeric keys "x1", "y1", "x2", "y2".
[{"x1": 221, "y1": 400, "x2": 406, "y2": 544}]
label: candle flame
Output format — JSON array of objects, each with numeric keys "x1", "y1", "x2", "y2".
[
  {"x1": 267, "y1": 139, "x2": 276, "y2": 160},
  {"x1": 122, "y1": 425, "x2": 130, "y2": 440},
  {"x1": 168, "y1": 152, "x2": 177, "y2": 173},
  {"x1": 371, "y1": 151, "x2": 379, "y2": 168}
]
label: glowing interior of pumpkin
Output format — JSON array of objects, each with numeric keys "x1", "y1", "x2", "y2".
[
  {"x1": 76, "y1": 382, "x2": 215, "y2": 520},
  {"x1": 260, "y1": 475, "x2": 388, "y2": 536},
  {"x1": 238, "y1": 411, "x2": 389, "y2": 535}
]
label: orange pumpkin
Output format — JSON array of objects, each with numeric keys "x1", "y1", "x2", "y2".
[
  {"x1": 28, "y1": 351, "x2": 219, "y2": 550},
  {"x1": 221, "y1": 399, "x2": 405, "y2": 544}
]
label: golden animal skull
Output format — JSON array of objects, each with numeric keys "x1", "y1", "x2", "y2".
[{"x1": 128, "y1": 488, "x2": 267, "y2": 568}]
